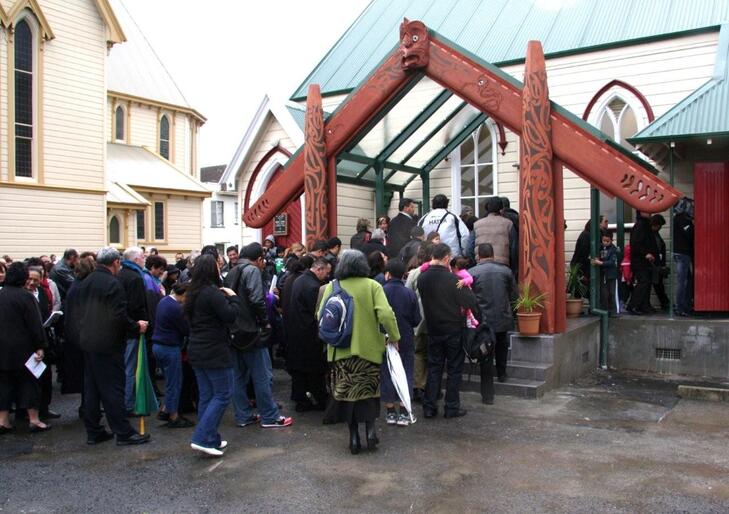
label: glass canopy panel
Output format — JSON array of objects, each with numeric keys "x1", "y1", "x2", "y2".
[
  {"x1": 347, "y1": 80, "x2": 447, "y2": 159},
  {"x1": 336, "y1": 158, "x2": 368, "y2": 178},
  {"x1": 386, "y1": 171, "x2": 414, "y2": 186}
]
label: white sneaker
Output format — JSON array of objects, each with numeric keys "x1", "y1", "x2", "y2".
[
  {"x1": 217, "y1": 441, "x2": 228, "y2": 450},
  {"x1": 190, "y1": 442, "x2": 224, "y2": 457},
  {"x1": 396, "y1": 413, "x2": 411, "y2": 426}
]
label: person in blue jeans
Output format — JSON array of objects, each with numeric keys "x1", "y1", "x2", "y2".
[
  {"x1": 151, "y1": 282, "x2": 193, "y2": 428},
  {"x1": 380, "y1": 260, "x2": 421, "y2": 426},
  {"x1": 228, "y1": 243, "x2": 293, "y2": 429},
  {"x1": 184, "y1": 254, "x2": 241, "y2": 457}
]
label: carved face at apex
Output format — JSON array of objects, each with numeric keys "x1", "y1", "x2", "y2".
[{"x1": 400, "y1": 18, "x2": 429, "y2": 71}]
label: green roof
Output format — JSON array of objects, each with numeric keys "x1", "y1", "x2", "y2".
[
  {"x1": 631, "y1": 23, "x2": 729, "y2": 143},
  {"x1": 292, "y1": 0, "x2": 729, "y2": 100}
]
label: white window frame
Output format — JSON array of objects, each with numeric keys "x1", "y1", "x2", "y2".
[
  {"x1": 211, "y1": 200, "x2": 224, "y2": 228},
  {"x1": 450, "y1": 119, "x2": 499, "y2": 218}
]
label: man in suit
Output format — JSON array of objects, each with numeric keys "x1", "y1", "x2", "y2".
[
  {"x1": 76, "y1": 247, "x2": 150, "y2": 446},
  {"x1": 387, "y1": 197, "x2": 418, "y2": 256}
]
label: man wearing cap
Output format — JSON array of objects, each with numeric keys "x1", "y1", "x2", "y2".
[{"x1": 388, "y1": 198, "x2": 418, "y2": 256}]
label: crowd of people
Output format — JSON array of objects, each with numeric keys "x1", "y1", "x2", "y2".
[{"x1": 0, "y1": 192, "x2": 694, "y2": 457}]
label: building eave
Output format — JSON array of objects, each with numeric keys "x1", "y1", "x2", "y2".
[
  {"x1": 94, "y1": 0, "x2": 127, "y2": 46},
  {"x1": 108, "y1": 90, "x2": 206, "y2": 124}
]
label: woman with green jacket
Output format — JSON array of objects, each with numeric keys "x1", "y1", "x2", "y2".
[{"x1": 319, "y1": 249, "x2": 400, "y2": 454}]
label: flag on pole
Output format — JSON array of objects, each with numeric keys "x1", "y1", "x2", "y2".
[{"x1": 134, "y1": 334, "x2": 158, "y2": 433}]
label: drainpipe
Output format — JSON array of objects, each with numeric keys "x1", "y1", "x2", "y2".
[
  {"x1": 590, "y1": 187, "x2": 609, "y2": 369},
  {"x1": 668, "y1": 142, "x2": 675, "y2": 318}
]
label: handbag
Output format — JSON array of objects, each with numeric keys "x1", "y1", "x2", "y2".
[
  {"x1": 462, "y1": 323, "x2": 495, "y2": 363},
  {"x1": 230, "y1": 324, "x2": 272, "y2": 353}
]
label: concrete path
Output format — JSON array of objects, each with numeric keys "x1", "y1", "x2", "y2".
[{"x1": 1, "y1": 371, "x2": 728, "y2": 513}]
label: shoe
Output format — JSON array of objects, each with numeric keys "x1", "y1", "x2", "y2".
[
  {"x1": 87, "y1": 431, "x2": 114, "y2": 445},
  {"x1": 396, "y1": 413, "x2": 411, "y2": 426},
  {"x1": 236, "y1": 414, "x2": 260, "y2": 427},
  {"x1": 164, "y1": 416, "x2": 194, "y2": 429},
  {"x1": 190, "y1": 442, "x2": 223, "y2": 457},
  {"x1": 385, "y1": 411, "x2": 398, "y2": 425},
  {"x1": 0, "y1": 425, "x2": 16, "y2": 435},
  {"x1": 157, "y1": 411, "x2": 171, "y2": 422},
  {"x1": 444, "y1": 409, "x2": 467, "y2": 419},
  {"x1": 40, "y1": 410, "x2": 61, "y2": 420},
  {"x1": 497, "y1": 373, "x2": 508, "y2": 383},
  {"x1": 348, "y1": 422, "x2": 361, "y2": 455},
  {"x1": 365, "y1": 421, "x2": 379, "y2": 451},
  {"x1": 413, "y1": 388, "x2": 424, "y2": 403},
  {"x1": 217, "y1": 440, "x2": 228, "y2": 450},
  {"x1": 261, "y1": 416, "x2": 293, "y2": 428},
  {"x1": 423, "y1": 409, "x2": 437, "y2": 419},
  {"x1": 482, "y1": 397, "x2": 494, "y2": 405},
  {"x1": 29, "y1": 423, "x2": 52, "y2": 433},
  {"x1": 116, "y1": 433, "x2": 151, "y2": 446}
]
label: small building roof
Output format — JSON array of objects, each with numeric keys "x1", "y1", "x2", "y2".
[
  {"x1": 106, "y1": 180, "x2": 150, "y2": 206},
  {"x1": 107, "y1": 0, "x2": 192, "y2": 110},
  {"x1": 630, "y1": 23, "x2": 729, "y2": 143},
  {"x1": 200, "y1": 165, "x2": 226, "y2": 183},
  {"x1": 107, "y1": 143, "x2": 209, "y2": 196},
  {"x1": 292, "y1": 0, "x2": 729, "y2": 100}
]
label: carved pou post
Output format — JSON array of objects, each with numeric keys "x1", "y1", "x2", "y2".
[
  {"x1": 519, "y1": 41, "x2": 557, "y2": 334},
  {"x1": 304, "y1": 84, "x2": 328, "y2": 249}
]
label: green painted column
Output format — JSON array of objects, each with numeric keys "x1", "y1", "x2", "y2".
[
  {"x1": 668, "y1": 143, "x2": 675, "y2": 317},
  {"x1": 590, "y1": 188, "x2": 600, "y2": 310},
  {"x1": 374, "y1": 160, "x2": 385, "y2": 216},
  {"x1": 420, "y1": 169, "x2": 430, "y2": 214}
]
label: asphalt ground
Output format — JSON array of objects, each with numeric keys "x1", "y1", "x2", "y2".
[{"x1": 1, "y1": 370, "x2": 729, "y2": 513}]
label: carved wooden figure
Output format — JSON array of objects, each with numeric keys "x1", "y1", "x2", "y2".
[{"x1": 303, "y1": 84, "x2": 328, "y2": 248}]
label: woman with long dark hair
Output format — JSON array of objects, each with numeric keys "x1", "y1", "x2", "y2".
[
  {"x1": 184, "y1": 254, "x2": 241, "y2": 456},
  {"x1": 319, "y1": 250, "x2": 400, "y2": 454}
]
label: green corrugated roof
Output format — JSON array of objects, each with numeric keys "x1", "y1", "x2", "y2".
[
  {"x1": 285, "y1": 104, "x2": 306, "y2": 131},
  {"x1": 631, "y1": 23, "x2": 729, "y2": 142},
  {"x1": 292, "y1": 0, "x2": 729, "y2": 100}
]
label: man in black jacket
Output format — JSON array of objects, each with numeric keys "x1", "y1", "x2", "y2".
[
  {"x1": 286, "y1": 258, "x2": 331, "y2": 411},
  {"x1": 387, "y1": 197, "x2": 417, "y2": 256},
  {"x1": 673, "y1": 198, "x2": 695, "y2": 316},
  {"x1": 76, "y1": 247, "x2": 149, "y2": 446},
  {"x1": 49, "y1": 248, "x2": 78, "y2": 302},
  {"x1": 398, "y1": 226, "x2": 425, "y2": 265},
  {"x1": 628, "y1": 212, "x2": 659, "y2": 314},
  {"x1": 417, "y1": 243, "x2": 478, "y2": 419}
]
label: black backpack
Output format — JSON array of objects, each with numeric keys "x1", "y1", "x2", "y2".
[{"x1": 226, "y1": 263, "x2": 271, "y2": 352}]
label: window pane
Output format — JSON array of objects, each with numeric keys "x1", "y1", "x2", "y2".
[
  {"x1": 15, "y1": 137, "x2": 32, "y2": 177},
  {"x1": 15, "y1": 72, "x2": 32, "y2": 126},
  {"x1": 234, "y1": 201, "x2": 239, "y2": 225},
  {"x1": 14, "y1": 21, "x2": 32, "y2": 73},
  {"x1": 115, "y1": 106, "x2": 125, "y2": 141},
  {"x1": 460, "y1": 197, "x2": 475, "y2": 217},
  {"x1": 109, "y1": 217, "x2": 120, "y2": 244},
  {"x1": 154, "y1": 202, "x2": 164, "y2": 240},
  {"x1": 160, "y1": 140, "x2": 169, "y2": 160},
  {"x1": 460, "y1": 165, "x2": 475, "y2": 197},
  {"x1": 217, "y1": 201, "x2": 224, "y2": 227},
  {"x1": 619, "y1": 105, "x2": 638, "y2": 150},
  {"x1": 599, "y1": 112, "x2": 615, "y2": 140},
  {"x1": 460, "y1": 134, "x2": 475, "y2": 166},
  {"x1": 477, "y1": 164, "x2": 494, "y2": 197},
  {"x1": 160, "y1": 116, "x2": 170, "y2": 159},
  {"x1": 136, "y1": 210, "x2": 145, "y2": 240},
  {"x1": 477, "y1": 125, "x2": 493, "y2": 165}
]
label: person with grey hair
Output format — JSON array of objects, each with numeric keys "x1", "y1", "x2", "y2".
[
  {"x1": 360, "y1": 228, "x2": 390, "y2": 260},
  {"x1": 319, "y1": 249, "x2": 400, "y2": 454},
  {"x1": 75, "y1": 247, "x2": 150, "y2": 445}
]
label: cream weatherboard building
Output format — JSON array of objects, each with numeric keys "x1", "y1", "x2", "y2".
[
  {"x1": 224, "y1": 0, "x2": 728, "y2": 268},
  {"x1": 0, "y1": 0, "x2": 207, "y2": 259}
]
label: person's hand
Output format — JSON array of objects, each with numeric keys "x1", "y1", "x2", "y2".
[
  {"x1": 159, "y1": 285, "x2": 166, "y2": 296},
  {"x1": 138, "y1": 320, "x2": 149, "y2": 334},
  {"x1": 34, "y1": 349, "x2": 44, "y2": 362},
  {"x1": 646, "y1": 253, "x2": 655, "y2": 262},
  {"x1": 220, "y1": 287, "x2": 236, "y2": 297},
  {"x1": 456, "y1": 279, "x2": 466, "y2": 289},
  {"x1": 388, "y1": 340, "x2": 399, "y2": 352}
]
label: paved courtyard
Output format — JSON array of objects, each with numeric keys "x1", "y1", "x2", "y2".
[{"x1": 2, "y1": 370, "x2": 728, "y2": 513}]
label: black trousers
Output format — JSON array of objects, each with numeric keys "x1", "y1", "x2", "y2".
[
  {"x1": 39, "y1": 363, "x2": 52, "y2": 412},
  {"x1": 424, "y1": 332, "x2": 464, "y2": 414},
  {"x1": 479, "y1": 355, "x2": 495, "y2": 403},
  {"x1": 83, "y1": 351, "x2": 135, "y2": 439},
  {"x1": 628, "y1": 266, "x2": 652, "y2": 312},
  {"x1": 494, "y1": 331, "x2": 509, "y2": 377},
  {"x1": 652, "y1": 279, "x2": 669, "y2": 309},
  {"x1": 290, "y1": 369, "x2": 327, "y2": 406}
]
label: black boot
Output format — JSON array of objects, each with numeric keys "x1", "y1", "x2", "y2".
[
  {"x1": 348, "y1": 422, "x2": 361, "y2": 455},
  {"x1": 365, "y1": 421, "x2": 379, "y2": 451}
]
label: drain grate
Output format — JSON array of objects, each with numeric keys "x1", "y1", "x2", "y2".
[{"x1": 655, "y1": 348, "x2": 681, "y2": 360}]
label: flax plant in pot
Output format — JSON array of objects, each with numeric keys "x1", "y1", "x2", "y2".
[
  {"x1": 566, "y1": 263, "x2": 587, "y2": 317},
  {"x1": 513, "y1": 282, "x2": 547, "y2": 336}
]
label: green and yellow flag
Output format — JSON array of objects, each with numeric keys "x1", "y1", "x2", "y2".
[{"x1": 134, "y1": 334, "x2": 159, "y2": 433}]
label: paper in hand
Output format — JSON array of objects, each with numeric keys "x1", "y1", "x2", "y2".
[
  {"x1": 43, "y1": 310, "x2": 63, "y2": 329},
  {"x1": 25, "y1": 353, "x2": 47, "y2": 379}
]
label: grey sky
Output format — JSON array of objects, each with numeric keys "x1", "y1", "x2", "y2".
[{"x1": 121, "y1": 0, "x2": 370, "y2": 169}]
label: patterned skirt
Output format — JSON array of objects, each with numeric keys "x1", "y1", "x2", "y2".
[{"x1": 327, "y1": 356, "x2": 381, "y2": 424}]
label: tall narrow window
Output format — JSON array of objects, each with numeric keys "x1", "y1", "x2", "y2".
[
  {"x1": 457, "y1": 123, "x2": 495, "y2": 217},
  {"x1": 154, "y1": 201, "x2": 165, "y2": 240},
  {"x1": 211, "y1": 200, "x2": 224, "y2": 227},
  {"x1": 115, "y1": 105, "x2": 125, "y2": 141},
  {"x1": 109, "y1": 216, "x2": 120, "y2": 244},
  {"x1": 234, "y1": 201, "x2": 239, "y2": 225},
  {"x1": 15, "y1": 19, "x2": 33, "y2": 178},
  {"x1": 159, "y1": 115, "x2": 170, "y2": 159},
  {"x1": 136, "y1": 210, "x2": 146, "y2": 240}
]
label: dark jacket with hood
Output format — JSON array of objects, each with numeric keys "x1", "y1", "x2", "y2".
[{"x1": 286, "y1": 270, "x2": 326, "y2": 371}]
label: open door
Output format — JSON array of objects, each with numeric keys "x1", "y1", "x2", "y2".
[{"x1": 694, "y1": 162, "x2": 729, "y2": 311}]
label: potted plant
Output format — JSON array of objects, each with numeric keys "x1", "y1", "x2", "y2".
[
  {"x1": 566, "y1": 263, "x2": 587, "y2": 317},
  {"x1": 513, "y1": 282, "x2": 547, "y2": 336}
]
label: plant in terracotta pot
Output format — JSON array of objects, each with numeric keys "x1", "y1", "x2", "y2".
[
  {"x1": 566, "y1": 263, "x2": 587, "y2": 317},
  {"x1": 513, "y1": 282, "x2": 546, "y2": 336}
]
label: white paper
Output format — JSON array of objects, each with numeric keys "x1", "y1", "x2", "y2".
[
  {"x1": 43, "y1": 310, "x2": 63, "y2": 328},
  {"x1": 25, "y1": 354, "x2": 47, "y2": 379},
  {"x1": 269, "y1": 274, "x2": 278, "y2": 294}
]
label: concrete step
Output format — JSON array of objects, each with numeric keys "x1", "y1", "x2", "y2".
[
  {"x1": 460, "y1": 373, "x2": 548, "y2": 399},
  {"x1": 462, "y1": 359, "x2": 552, "y2": 381},
  {"x1": 509, "y1": 333, "x2": 555, "y2": 363}
]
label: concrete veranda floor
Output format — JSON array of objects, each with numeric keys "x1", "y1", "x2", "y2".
[{"x1": 1, "y1": 370, "x2": 728, "y2": 513}]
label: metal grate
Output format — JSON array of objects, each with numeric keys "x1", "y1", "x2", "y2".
[{"x1": 655, "y1": 348, "x2": 682, "y2": 360}]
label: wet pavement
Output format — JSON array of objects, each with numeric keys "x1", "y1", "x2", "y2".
[{"x1": 2, "y1": 370, "x2": 729, "y2": 513}]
